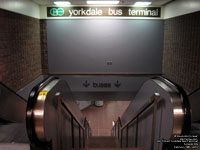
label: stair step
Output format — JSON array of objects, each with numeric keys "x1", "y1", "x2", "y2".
[
  {"x1": 82, "y1": 148, "x2": 147, "y2": 150},
  {"x1": 86, "y1": 136, "x2": 120, "y2": 148},
  {"x1": 0, "y1": 143, "x2": 30, "y2": 150}
]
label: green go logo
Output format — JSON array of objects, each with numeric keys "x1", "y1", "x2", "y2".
[{"x1": 50, "y1": 8, "x2": 64, "y2": 16}]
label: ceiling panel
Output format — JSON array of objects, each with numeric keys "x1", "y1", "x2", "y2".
[{"x1": 32, "y1": 0, "x2": 172, "y2": 6}]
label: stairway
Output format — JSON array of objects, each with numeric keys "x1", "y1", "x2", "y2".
[{"x1": 85, "y1": 136, "x2": 147, "y2": 150}]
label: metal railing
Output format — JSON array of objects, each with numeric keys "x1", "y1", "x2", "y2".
[
  {"x1": 111, "y1": 93, "x2": 160, "y2": 150},
  {"x1": 84, "y1": 117, "x2": 92, "y2": 139},
  {"x1": 56, "y1": 95, "x2": 91, "y2": 149}
]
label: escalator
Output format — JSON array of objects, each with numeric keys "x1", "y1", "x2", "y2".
[
  {"x1": 0, "y1": 82, "x2": 29, "y2": 149},
  {"x1": 0, "y1": 76, "x2": 199, "y2": 150}
]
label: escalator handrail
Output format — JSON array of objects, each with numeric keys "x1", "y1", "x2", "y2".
[
  {"x1": 153, "y1": 76, "x2": 191, "y2": 135},
  {"x1": 26, "y1": 76, "x2": 58, "y2": 147}
]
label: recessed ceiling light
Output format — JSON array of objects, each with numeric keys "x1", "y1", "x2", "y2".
[
  {"x1": 134, "y1": 1, "x2": 152, "y2": 6},
  {"x1": 54, "y1": 1, "x2": 71, "y2": 6},
  {"x1": 87, "y1": 1, "x2": 120, "y2": 5}
]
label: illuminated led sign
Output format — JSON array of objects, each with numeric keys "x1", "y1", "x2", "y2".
[{"x1": 47, "y1": 7, "x2": 161, "y2": 18}]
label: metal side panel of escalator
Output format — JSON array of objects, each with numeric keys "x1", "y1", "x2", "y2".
[
  {"x1": 26, "y1": 76, "x2": 91, "y2": 150},
  {"x1": 111, "y1": 76, "x2": 192, "y2": 150}
]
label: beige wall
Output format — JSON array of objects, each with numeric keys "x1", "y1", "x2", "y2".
[
  {"x1": 0, "y1": 0, "x2": 40, "y2": 18},
  {"x1": 164, "y1": 0, "x2": 200, "y2": 19}
]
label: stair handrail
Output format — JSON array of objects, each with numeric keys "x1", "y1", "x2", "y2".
[
  {"x1": 118, "y1": 117, "x2": 122, "y2": 127},
  {"x1": 120, "y1": 93, "x2": 160, "y2": 131},
  {"x1": 84, "y1": 117, "x2": 92, "y2": 138},
  {"x1": 61, "y1": 100, "x2": 85, "y2": 130},
  {"x1": 118, "y1": 93, "x2": 160, "y2": 149},
  {"x1": 58, "y1": 99, "x2": 91, "y2": 148},
  {"x1": 111, "y1": 117, "x2": 123, "y2": 138}
]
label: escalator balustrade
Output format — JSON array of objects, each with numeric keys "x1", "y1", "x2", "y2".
[{"x1": 111, "y1": 77, "x2": 192, "y2": 150}]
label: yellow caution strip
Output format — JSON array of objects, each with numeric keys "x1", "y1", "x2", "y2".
[{"x1": 37, "y1": 91, "x2": 48, "y2": 101}]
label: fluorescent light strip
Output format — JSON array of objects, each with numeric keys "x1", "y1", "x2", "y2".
[
  {"x1": 87, "y1": 1, "x2": 120, "y2": 5},
  {"x1": 134, "y1": 2, "x2": 152, "y2": 6},
  {"x1": 54, "y1": 1, "x2": 71, "y2": 6}
]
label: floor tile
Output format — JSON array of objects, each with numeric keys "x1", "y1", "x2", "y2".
[{"x1": 82, "y1": 101, "x2": 131, "y2": 136}]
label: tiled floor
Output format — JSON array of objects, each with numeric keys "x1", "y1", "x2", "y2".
[{"x1": 82, "y1": 101, "x2": 131, "y2": 136}]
